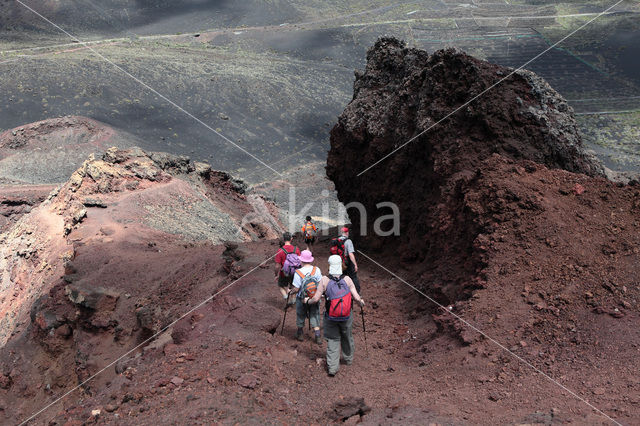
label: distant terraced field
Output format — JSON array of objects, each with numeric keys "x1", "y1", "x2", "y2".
[{"x1": 1, "y1": 0, "x2": 639, "y2": 177}]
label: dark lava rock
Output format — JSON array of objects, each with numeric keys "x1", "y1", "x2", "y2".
[
  {"x1": 208, "y1": 170, "x2": 247, "y2": 194},
  {"x1": 149, "y1": 152, "x2": 195, "y2": 174},
  {"x1": 82, "y1": 198, "x2": 107, "y2": 208},
  {"x1": 237, "y1": 373, "x2": 260, "y2": 389},
  {"x1": 0, "y1": 374, "x2": 12, "y2": 390},
  {"x1": 327, "y1": 37, "x2": 604, "y2": 303},
  {"x1": 30, "y1": 295, "x2": 63, "y2": 331},
  {"x1": 136, "y1": 304, "x2": 165, "y2": 334},
  {"x1": 329, "y1": 38, "x2": 602, "y2": 185},
  {"x1": 102, "y1": 147, "x2": 132, "y2": 164}
]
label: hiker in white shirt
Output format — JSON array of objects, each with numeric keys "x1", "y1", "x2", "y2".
[{"x1": 291, "y1": 250, "x2": 323, "y2": 343}]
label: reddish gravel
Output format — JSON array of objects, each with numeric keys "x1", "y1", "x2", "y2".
[{"x1": 3, "y1": 231, "x2": 637, "y2": 425}]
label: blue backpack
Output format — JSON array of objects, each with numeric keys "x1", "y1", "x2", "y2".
[{"x1": 296, "y1": 267, "x2": 319, "y2": 299}]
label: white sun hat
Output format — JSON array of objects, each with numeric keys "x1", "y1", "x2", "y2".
[{"x1": 328, "y1": 255, "x2": 344, "y2": 276}]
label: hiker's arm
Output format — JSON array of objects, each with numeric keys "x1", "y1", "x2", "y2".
[
  {"x1": 290, "y1": 274, "x2": 301, "y2": 293},
  {"x1": 345, "y1": 277, "x2": 364, "y2": 306},
  {"x1": 349, "y1": 252, "x2": 358, "y2": 272},
  {"x1": 274, "y1": 263, "x2": 282, "y2": 279}
]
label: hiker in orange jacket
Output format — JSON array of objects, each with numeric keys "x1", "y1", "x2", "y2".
[{"x1": 301, "y1": 216, "x2": 317, "y2": 249}]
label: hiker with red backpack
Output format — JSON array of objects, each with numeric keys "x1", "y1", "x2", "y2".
[
  {"x1": 274, "y1": 232, "x2": 301, "y2": 301},
  {"x1": 304, "y1": 255, "x2": 364, "y2": 377},
  {"x1": 301, "y1": 216, "x2": 317, "y2": 249},
  {"x1": 330, "y1": 227, "x2": 361, "y2": 293},
  {"x1": 291, "y1": 249, "x2": 322, "y2": 343}
]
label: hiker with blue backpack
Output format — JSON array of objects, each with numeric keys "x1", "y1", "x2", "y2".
[
  {"x1": 274, "y1": 232, "x2": 301, "y2": 301},
  {"x1": 291, "y1": 250, "x2": 322, "y2": 343},
  {"x1": 304, "y1": 255, "x2": 365, "y2": 377}
]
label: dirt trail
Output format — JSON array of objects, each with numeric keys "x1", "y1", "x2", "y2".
[{"x1": 15, "y1": 237, "x2": 624, "y2": 425}]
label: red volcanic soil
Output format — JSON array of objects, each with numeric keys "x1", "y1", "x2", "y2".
[
  {"x1": 3, "y1": 152, "x2": 640, "y2": 424},
  {"x1": 5, "y1": 231, "x2": 637, "y2": 425}
]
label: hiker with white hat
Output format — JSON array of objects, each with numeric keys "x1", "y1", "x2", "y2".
[
  {"x1": 291, "y1": 249, "x2": 322, "y2": 343},
  {"x1": 304, "y1": 255, "x2": 364, "y2": 376}
]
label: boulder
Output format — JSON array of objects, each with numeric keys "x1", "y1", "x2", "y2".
[
  {"x1": 149, "y1": 152, "x2": 194, "y2": 174},
  {"x1": 65, "y1": 284, "x2": 119, "y2": 311},
  {"x1": 327, "y1": 397, "x2": 371, "y2": 421}
]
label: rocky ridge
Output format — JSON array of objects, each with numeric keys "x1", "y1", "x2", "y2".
[
  {"x1": 328, "y1": 37, "x2": 607, "y2": 303},
  {"x1": 0, "y1": 146, "x2": 283, "y2": 345}
]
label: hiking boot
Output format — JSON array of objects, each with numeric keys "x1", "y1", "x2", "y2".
[
  {"x1": 314, "y1": 335, "x2": 322, "y2": 345},
  {"x1": 328, "y1": 370, "x2": 337, "y2": 377},
  {"x1": 295, "y1": 329, "x2": 304, "y2": 341}
]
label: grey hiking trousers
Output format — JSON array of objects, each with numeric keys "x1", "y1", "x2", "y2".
[
  {"x1": 296, "y1": 298, "x2": 320, "y2": 329},
  {"x1": 324, "y1": 314, "x2": 354, "y2": 375}
]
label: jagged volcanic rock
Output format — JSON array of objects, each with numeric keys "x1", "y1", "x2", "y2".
[
  {"x1": 327, "y1": 37, "x2": 605, "y2": 303},
  {"x1": 0, "y1": 147, "x2": 287, "y2": 421},
  {"x1": 0, "y1": 147, "x2": 283, "y2": 345},
  {"x1": 325, "y1": 41, "x2": 640, "y2": 425}
]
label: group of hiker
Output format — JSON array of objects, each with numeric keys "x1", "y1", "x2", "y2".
[{"x1": 274, "y1": 220, "x2": 365, "y2": 376}]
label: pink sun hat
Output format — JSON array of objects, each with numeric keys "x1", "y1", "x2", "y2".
[{"x1": 299, "y1": 250, "x2": 314, "y2": 263}]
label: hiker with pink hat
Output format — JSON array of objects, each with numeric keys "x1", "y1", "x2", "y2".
[{"x1": 291, "y1": 249, "x2": 323, "y2": 343}]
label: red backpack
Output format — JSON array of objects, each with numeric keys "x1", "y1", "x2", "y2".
[
  {"x1": 324, "y1": 275, "x2": 352, "y2": 321},
  {"x1": 330, "y1": 237, "x2": 348, "y2": 264}
]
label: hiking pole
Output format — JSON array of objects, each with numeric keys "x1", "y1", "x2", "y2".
[
  {"x1": 360, "y1": 305, "x2": 368, "y2": 354},
  {"x1": 280, "y1": 295, "x2": 289, "y2": 335}
]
